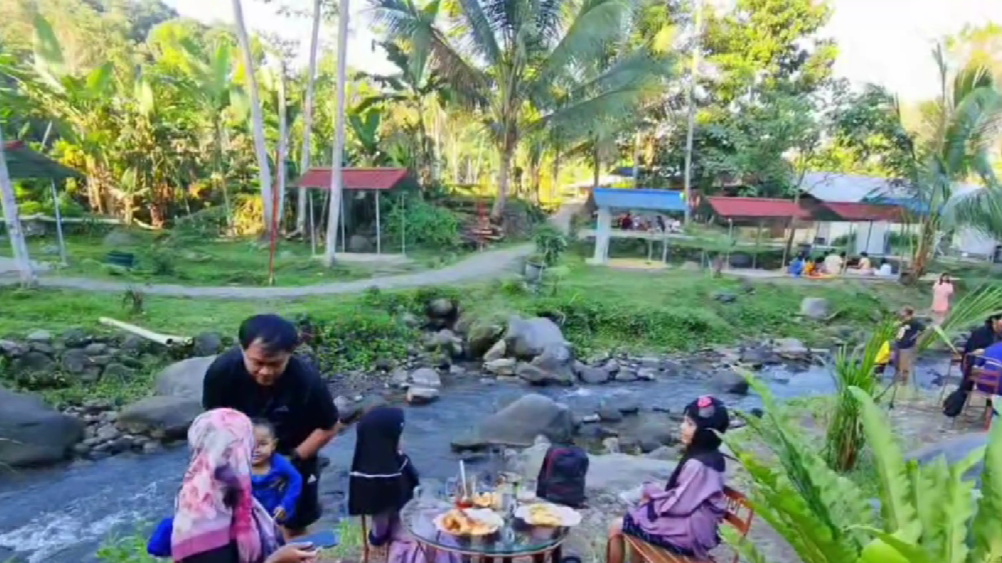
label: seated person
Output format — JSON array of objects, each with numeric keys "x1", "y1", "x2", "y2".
[
  {"x1": 823, "y1": 251, "x2": 844, "y2": 276},
  {"x1": 961, "y1": 315, "x2": 1002, "y2": 391},
  {"x1": 251, "y1": 421, "x2": 303, "y2": 534},
  {"x1": 804, "y1": 256, "x2": 817, "y2": 276},
  {"x1": 877, "y1": 259, "x2": 894, "y2": 276},
  {"x1": 853, "y1": 252, "x2": 874, "y2": 275},
  {"x1": 607, "y1": 396, "x2": 730, "y2": 562},
  {"x1": 348, "y1": 407, "x2": 456, "y2": 563},
  {"x1": 788, "y1": 254, "x2": 806, "y2": 277}
]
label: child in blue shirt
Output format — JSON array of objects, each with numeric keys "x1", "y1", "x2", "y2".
[
  {"x1": 148, "y1": 421, "x2": 302, "y2": 557},
  {"x1": 251, "y1": 420, "x2": 302, "y2": 531}
]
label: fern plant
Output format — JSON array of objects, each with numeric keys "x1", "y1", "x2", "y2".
[
  {"x1": 824, "y1": 321, "x2": 898, "y2": 472},
  {"x1": 724, "y1": 375, "x2": 1002, "y2": 563}
]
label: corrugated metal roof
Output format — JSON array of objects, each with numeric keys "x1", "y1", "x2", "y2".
[
  {"x1": 3, "y1": 140, "x2": 82, "y2": 180},
  {"x1": 592, "y1": 188, "x2": 688, "y2": 212},
  {"x1": 295, "y1": 167, "x2": 410, "y2": 191},
  {"x1": 821, "y1": 202, "x2": 904, "y2": 222},
  {"x1": 707, "y1": 197, "x2": 812, "y2": 219},
  {"x1": 799, "y1": 172, "x2": 910, "y2": 202}
]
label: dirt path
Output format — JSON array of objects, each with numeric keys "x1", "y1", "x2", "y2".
[{"x1": 0, "y1": 203, "x2": 579, "y2": 299}]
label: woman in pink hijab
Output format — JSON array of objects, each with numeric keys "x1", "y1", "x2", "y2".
[
  {"x1": 931, "y1": 273, "x2": 954, "y2": 325},
  {"x1": 172, "y1": 408, "x2": 317, "y2": 563}
]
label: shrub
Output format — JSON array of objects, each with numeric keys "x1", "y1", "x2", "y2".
[
  {"x1": 303, "y1": 308, "x2": 418, "y2": 372},
  {"x1": 534, "y1": 224, "x2": 568, "y2": 266},
  {"x1": 383, "y1": 197, "x2": 461, "y2": 249},
  {"x1": 724, "y1": 374, "x2": 1002, "y2": 563}
]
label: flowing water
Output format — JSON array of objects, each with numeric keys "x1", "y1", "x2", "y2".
[{"x1": 0, "y1": 362, "x2": 946, "y2": 563}]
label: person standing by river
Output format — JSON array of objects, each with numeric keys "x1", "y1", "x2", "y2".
[{"x1": 202, "y1": 314, "x2": 341, "y2": 537}]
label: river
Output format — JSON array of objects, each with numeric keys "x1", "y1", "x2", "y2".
[{"x1": 0, "y1": 362, "x2": 944, "y2": 563}]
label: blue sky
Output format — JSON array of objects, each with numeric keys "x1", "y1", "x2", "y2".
[{"x1": 164, "y1": 0, "x2": 1000, "y2": 101}]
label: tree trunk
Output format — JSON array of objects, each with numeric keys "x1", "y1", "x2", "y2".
[
  {"x1": 592, "y1": 138, "x2": 601, "y2": 189},
  {"x1": 781, "y1": 174, "x2": 805, "y2": 267},
  {"x1": 551, "y1": 148, "x2": 561, "y2": 202},
  {"x1": 213, "y1": 120, "x2": 233, "y2": 230},
  {"x1": 277, "y1": 61, "x2": 289, "y2": 229},
  {"x1": 0, "y1": 131, "x2": 35, "y2": 285},
  {"x1": 324, "y1": 0, "x2": 350, "y2": 265},
  {"x1": 231, "y1": 0, "x2": 274, "y2": 233},
  {"x1": 909, "y1": 219, "x2": 937, "y2": 282},
  {"x1": 296, "y1": 0, "x2": 322, "y2": 235},
  {"x1": 490, "y1": 143, "x2": 514, "y2": 221}
]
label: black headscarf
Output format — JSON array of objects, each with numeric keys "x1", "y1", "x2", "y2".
[
  {"x1": 665, "y1": 396, "x2": 730, "y2": 491},
  {"x1": 347, "y1": 407, "x2": 419, "y2": 516}
]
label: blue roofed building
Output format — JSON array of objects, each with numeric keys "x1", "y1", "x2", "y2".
[{"x1": 586, "y1": 188, "x2": 689, "y2": 265}]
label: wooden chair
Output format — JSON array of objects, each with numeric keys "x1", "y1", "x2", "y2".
[
  {"x1": 965, "y1": 359, "x2": 1002, "y2": 430},
  {"x1": 622, "y1": 487, "x2": 755, "y2": 563}
]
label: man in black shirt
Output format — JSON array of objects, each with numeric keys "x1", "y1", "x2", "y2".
[{"x1": 202, "y1": 314, "x2": 340, "y2": 535}]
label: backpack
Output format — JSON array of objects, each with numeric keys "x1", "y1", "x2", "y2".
[
  {"x1": 535, "y1": 445, "x2": 589, "y2": 508},
  {"x1": 943, "y1": 388, "x2": 969, "y2": 418}
]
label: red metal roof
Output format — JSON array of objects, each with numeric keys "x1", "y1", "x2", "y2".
[
  {"x1": 3, "y1": 141, "x2": 26, "y2": 150},
  {"x1": 707, "y1": 197, "x2": 813, "y2": 219},
  {"x1": 295, "y1": 167, "x2": 410, "y2": 191},
  {"x1": 820, "y1": 202, "x2": 903, "y2": 222}
]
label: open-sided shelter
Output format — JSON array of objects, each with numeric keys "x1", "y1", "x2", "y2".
[
  {"x1": 588, "y1": 188, "x2": 689, "y2": 264},
  {"x1": 294, "y1": 167, "x2": 413, "y2": 254},
  {"x1": 3, "y1": 140, "x2": 83, "y2": 264}
]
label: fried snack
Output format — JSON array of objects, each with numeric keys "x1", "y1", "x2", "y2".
[
  {"x1": 472, "y1": 492, "x2": 501, "y2": 509},
  {"x1": 440, "y1": 509, "x2": 495, "y2": 535},
  {"x1": 527, "y1": 504, "x2": 562, "y2": 527}
]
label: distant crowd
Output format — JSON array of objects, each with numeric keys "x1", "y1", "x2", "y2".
[
  {"x1": 616, "y1": 212, "x2": 683, "y2": 233},
  {"x1": 787, "y1": 250, "x2": 894, "y2": 278}
]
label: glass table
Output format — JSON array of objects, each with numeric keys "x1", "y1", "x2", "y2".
[{"x1": 401, "y1": 498, "x2": 569, "y2": 563}]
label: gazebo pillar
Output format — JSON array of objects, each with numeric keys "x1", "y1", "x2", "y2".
[{"x1": 592, "y1": 206, "x2": 612, "y2": 264}]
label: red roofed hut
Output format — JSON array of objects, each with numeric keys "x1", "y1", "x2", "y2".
[{"x1": 294, "y1": 167, "x2": 415, "y2": 255}]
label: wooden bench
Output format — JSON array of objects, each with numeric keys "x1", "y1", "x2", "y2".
[
  {"x1": 104, "y1": 250, "x2": 136, "y2": 269},
  {"x1": 623, "y1": 487, "x2": 755, "y2": 563}
]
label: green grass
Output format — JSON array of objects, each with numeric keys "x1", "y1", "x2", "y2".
[
  {"x1": 3, "y1": 231, "x2": 462, "y2": 287},
  {"x1": 2, "y1": 257, "x2": 934, "y2": 405}
]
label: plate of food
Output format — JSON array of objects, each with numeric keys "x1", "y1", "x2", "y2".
[
  {"x1": 434, "y1": 508, "x2": 504, "y2": 536},
  {"x1": 514, "y1": 503, "x2": 581, "y2": 528}
]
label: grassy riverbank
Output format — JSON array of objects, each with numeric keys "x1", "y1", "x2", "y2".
[{"x1": 2, "y1": 259, "x2": 934, "y2": 405}]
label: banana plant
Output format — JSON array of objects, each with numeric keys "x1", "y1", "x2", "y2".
[{"x1": 724, "y1": 374, "x2": 1002, "y2": 563}]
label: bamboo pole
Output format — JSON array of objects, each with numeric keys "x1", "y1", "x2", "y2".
[{"x1": 99, "y1": 317, "x2": 191, "y2": 347}]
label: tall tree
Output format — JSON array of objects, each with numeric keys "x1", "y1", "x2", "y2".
[
  {"x1": 908, "y1": 47, "x2": 1002, "y2": 278},
  {"x1": 296, "y1": 0, "x2": 323, "y2": 235},
  {"x1": 231, "y1": 0, "x2": 274, "y2": 234},
  {"x1": 370, "y1": 0, "x2": 671, "y2": 220}
]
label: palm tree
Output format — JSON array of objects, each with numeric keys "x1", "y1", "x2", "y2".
[
  {"x1": 0, "y1": 129, "x2": 35, "y2": 285},
  {"x1": 369, "y1": 0, "x2": 672, "y2": 220},
  {"x1": 907, "y1": 46, "x2": 1002, "y2": 278},
  {"x1": 231, "y1": 0, "x2": 275, "y2": 234}
]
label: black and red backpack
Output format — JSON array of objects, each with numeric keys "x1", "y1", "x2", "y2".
[{"x1": 535, "y1": 444, "x2": 589, "y2": 508}]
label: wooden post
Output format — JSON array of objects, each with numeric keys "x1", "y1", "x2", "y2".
[
  {"x1": 752, "y1": 220, "x2": 763, "y2": 269},
  {"x1": 309, "y1": 192, "x2": 316, "y2": 255},
  {"x1": 864, "y1": 221, "x2": 874, "y2": 254},
  {"x1": 375, "y1": 190, "x2": 381, "y2": 254},
  {"x1": 725, "y1": 218, "x2": 733, "y2": 270},
  {"x1": 50, "y1": 180, "x2": 67, "y2": 265},
  {"x1": 400, "y1": 191, "x2": 406, "y2": 255},
  {"x1": 340, "y1": 194, "x2": 346, "y2": 253}
]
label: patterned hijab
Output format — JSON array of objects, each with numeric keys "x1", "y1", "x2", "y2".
[{"x1": 171, "y1": 408, "x2": 280, "y2": 563}]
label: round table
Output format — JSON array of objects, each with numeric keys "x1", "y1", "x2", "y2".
[{"x1": 401, "y1": 498, "x2": 569, "y2": 563}]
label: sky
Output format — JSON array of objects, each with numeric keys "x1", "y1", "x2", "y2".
[{"x1": 164, "y1": 0, "x2": 1001, "y2": 102}]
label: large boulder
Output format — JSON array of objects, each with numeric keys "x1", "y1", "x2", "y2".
[
  {"x1": 800, "y1": 297, "x2": 830, "y2": 320},
  {"x1": 908, "y1": 432, "x2": 987, "y2": 486},
  {"x1": 467, "y1": 319, "x2": 506, "y2": 359},
  {"x1": 0, "y1": 387, "x2": 84, "y2": 467},
  {"x1": 505, "y1": 316, "x2": 568, "y2": 359},
  {"x1": 117, "y1": 396, "x2": 202, "y2": 439},
  {"x1": 529, "y1": 343, "x2": 575, "y2": 384},
  {"x1": 712, "y1": 369, "x2": 749, "y2": 395},
  {"x1": 506, "y1": 440, "x2": 673, "y2": 496},
  {"x1": 451, "y1": 393, "x2": 575, "y2": 450},
  {"x1": 154, "y1": 355, "x2": 217, "y2": 402}
]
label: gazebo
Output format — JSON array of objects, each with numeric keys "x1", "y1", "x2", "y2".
[
  {"x1": 2, "y1": 140, "x2": 83, "y2": 266},
  {"x1": 294, "y1": 167, "x2": 413, "y2": 254},
  {"x1": 587, "y1": 188, "x2": 689, "y2": 264},
  {"x1": 806, "y1": 200, "x2": 906, "y2": 255},
  {"x1": 705, "y1": 197, "x2": 814, "y2": 268}
]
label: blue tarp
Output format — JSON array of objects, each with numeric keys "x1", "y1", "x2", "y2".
[{"x1": 593, "y1": 188, "x2": 687, "y2": 212}]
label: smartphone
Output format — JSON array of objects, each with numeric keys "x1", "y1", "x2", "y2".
[{"x1": 296, "y1": 529, "x2": 340, "y2": 549}]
